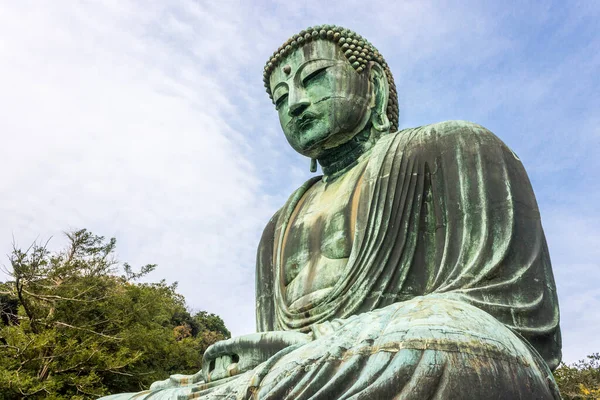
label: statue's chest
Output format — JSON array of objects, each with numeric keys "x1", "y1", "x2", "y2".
[{"x1": 281, "y1": 165, "x2": 364, "y2": 310}]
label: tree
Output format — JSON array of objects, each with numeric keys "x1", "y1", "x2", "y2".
[
  {"x1": 0, "y1": 229, "x2": 229, "y2": 399},
  {"x1": 554, "y1": 353, "x2": 600, "y2": 399}
]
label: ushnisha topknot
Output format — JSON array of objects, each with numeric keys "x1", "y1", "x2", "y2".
[{"x1": 263, "y1": 24, "x2": 399, "y2": 132}]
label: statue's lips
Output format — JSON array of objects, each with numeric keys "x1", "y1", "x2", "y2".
[
  {"x1": 294, "y1": 112, "x2": 318, "y2": 131},
  {"x1": 287, "y1": 112, "x2": 330, "y2": 152}
]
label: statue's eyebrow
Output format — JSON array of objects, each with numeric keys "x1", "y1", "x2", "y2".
[{"x1": 295, "y1": 58, "x2": 337, "y2": 84}]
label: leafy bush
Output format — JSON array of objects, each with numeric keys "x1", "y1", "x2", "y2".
[
  {"x1": 0, "y1": 229, "x2": 229, "y2": 399},
  {"x1": 554, "y1": 353, "x2": 600, "y2": 399}
]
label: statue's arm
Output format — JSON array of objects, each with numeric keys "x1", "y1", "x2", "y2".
[
  {"x1": 396, "y1": 120, "x2": 561, "y2": 368},
  {"x1": 255, "y1": 210, "x2": 280, "y2": 332}
]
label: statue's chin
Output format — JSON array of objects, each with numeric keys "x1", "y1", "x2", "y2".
[
  {"x1": 285, "y1": 112, "x2": 371, "y2": 158},
  {"x1": 289, "y1": 141, "x2": 325, "y2": 160},
  {"x1": 291, "y1": 129, "x2": 365, "y2": 160}
]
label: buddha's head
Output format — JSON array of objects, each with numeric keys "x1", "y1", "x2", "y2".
[{"x1": 264, "y1": 25, "x2": 398, "y2": 160}]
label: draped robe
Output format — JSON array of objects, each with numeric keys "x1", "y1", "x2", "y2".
[
  {"x1": 102, "y1": 120, "x2": 562, "y2": 399},
  {"x1": 254, "y1": 120, "x2": 561, "y2": 398}
]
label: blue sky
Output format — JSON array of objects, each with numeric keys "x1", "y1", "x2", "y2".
[{"x1": 0, "y1": 1, "x2": 598, "y2": 364}]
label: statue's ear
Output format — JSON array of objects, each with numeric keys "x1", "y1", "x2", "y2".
[{"x1": 368, "y1": 62, "x2": 390, "y2": 134}]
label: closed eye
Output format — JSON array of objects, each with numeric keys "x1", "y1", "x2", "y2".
[
  {"x1": 302, "y1": 67, "x2": 328, "y2": 86},
  {"x1": 275, "y1": 94, "x2": 288, "y2": 110}
]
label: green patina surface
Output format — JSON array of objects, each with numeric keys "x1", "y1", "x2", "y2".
[{"x1": 102, "y1": 25, "x2": 562, "y2": 400}]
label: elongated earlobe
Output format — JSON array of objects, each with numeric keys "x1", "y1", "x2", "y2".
[
  {"x1": 368, "y1": 62, "x2": 391, "y2": 135},
  {"x1": 372, "y1": 111, "x2": 390, "y2": 133},
  {"x1": 310, "y1": 158, "x2": 317, "y2": 173}
]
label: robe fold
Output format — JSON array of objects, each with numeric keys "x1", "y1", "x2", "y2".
[{"x1": 256, "y1": 120, "x2": 561, "y2": 371}]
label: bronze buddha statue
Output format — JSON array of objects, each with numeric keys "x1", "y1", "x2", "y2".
[{"x1": 103, "y1": 25, "x2": 562, "y2": 400}]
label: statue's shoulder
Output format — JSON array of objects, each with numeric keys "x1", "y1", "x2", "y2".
[
  {"x1": 400, "y1": 119, "x2": 497, "y2": 140},
  {"x1": 384, "y1": 120, "x2": 506, "y2": 154},
  {"x1": 426, "y1": 119, "x2": 491, "y2": 134}
]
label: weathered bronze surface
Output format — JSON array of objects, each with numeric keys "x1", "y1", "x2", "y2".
[{"x1": 103, "y1": 25, "x2": 562, "y2": 399}]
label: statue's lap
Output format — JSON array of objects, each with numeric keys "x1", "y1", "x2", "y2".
[{"x1": 106, "y1": 297, "x2": 556, "y2": 400}]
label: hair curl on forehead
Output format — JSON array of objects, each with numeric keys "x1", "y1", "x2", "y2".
[{"x1": 263, "y1": 24, "x2": 399, "y2": 132}]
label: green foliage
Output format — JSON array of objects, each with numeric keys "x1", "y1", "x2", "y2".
[
  {"x1": 554, "y1": 353, "x2": 600, "y2": 399},
  {"x1": 192, "y1": 311, "x2": 230, "y2": 338},
  {"x1": 0, "y1": 229, "x2": 229, "y2": 399}
]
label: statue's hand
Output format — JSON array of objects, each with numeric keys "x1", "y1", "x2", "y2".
[{"x1": 202, "y1": 331, "x2": 311, "y2": 383}]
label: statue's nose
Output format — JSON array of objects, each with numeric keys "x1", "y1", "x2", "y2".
[
  {"x1": 288, "y1": 86, "x2": 310, "y2": 117},
  {"x1": 289, "y1": 100, "x2": 310, "y2": 117}
]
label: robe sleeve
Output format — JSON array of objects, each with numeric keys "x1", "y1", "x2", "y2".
[
  {"x1": 360, "y1": 120, "x2": 561, "y2": 370},
  {"x1": 256, "y1": 210, "x2": 279, "y2": 332}
]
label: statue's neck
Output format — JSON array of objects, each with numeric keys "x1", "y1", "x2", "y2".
[{"x1": 318, "y1": 127, "x2": 375, "y2": 181}]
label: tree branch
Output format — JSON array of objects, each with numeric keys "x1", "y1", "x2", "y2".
[{"x1": 54, "y1": 321, "x2": 123, "y2": 341}]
